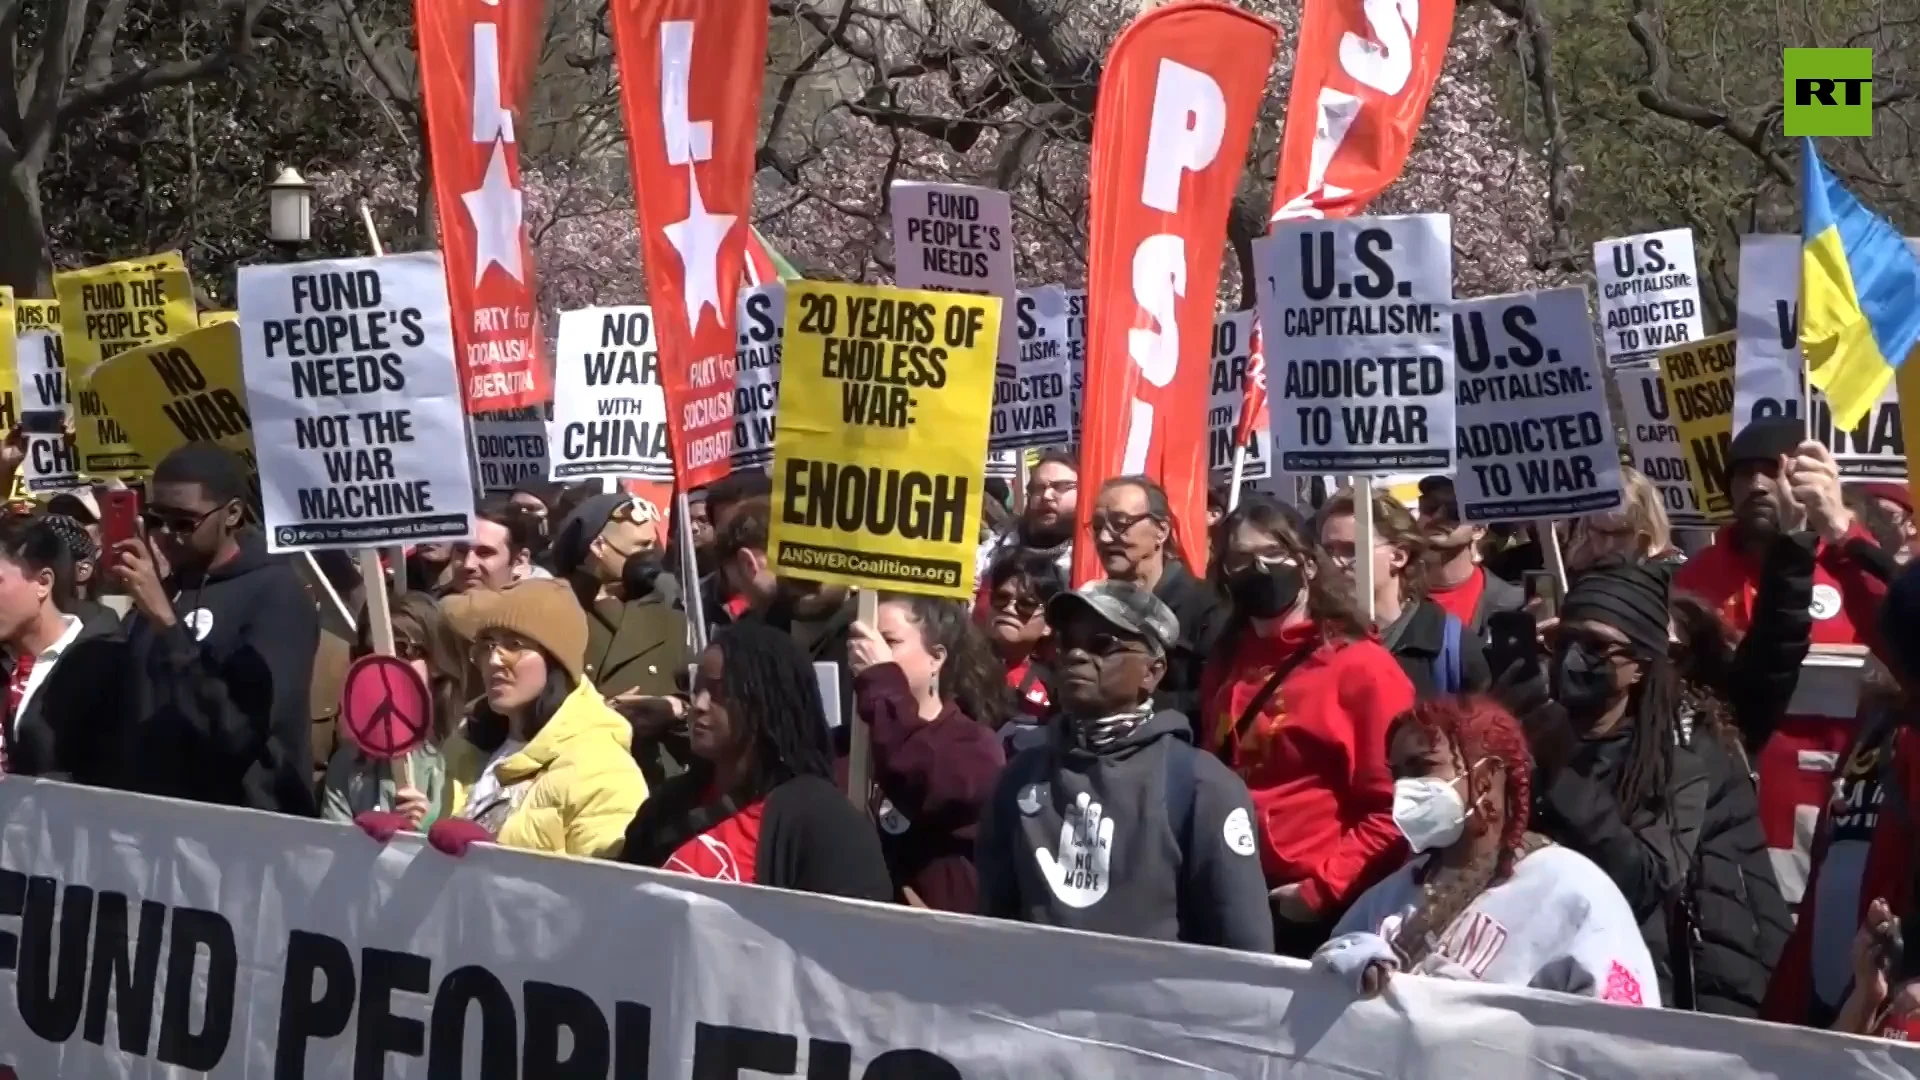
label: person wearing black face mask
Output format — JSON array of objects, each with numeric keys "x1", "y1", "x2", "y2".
[
  {"x1": 1200, "y1": 495, "x2": 1416, "y2": 956},
  {"x1": 551, "y1": 493, "x2": 691, "y2": 788},
  {"x1": 1519, "y1": 556, "x2": 1714, "y2": 1007}
]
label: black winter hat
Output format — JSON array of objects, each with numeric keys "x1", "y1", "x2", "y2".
[{"x1": 1723, "y1": 415, "x2": 1803, "y2": 489}]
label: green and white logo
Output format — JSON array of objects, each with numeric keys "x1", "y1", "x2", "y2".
[{"x1": 1784, "y1": 48, "x2": 1873, "y2": 137}]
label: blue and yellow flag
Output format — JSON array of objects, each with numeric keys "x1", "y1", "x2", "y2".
[{"x1": 1800, "y1": 137, "x2": 1920, "y2": 429}]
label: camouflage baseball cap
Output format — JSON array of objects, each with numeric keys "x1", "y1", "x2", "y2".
[{"x1": 1046, "y1": 579, "x2": 1179, "y2": 654}]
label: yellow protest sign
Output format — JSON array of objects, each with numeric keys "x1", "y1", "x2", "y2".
[
  {"x1": 0, "y1": 287, "x2": 15, "y2": 428},
  {"x1": 768, "y1": 280, "x2": 1000, "y2": 599},
  {"x1": 200, "y1": 310, "x2": 238, "y2": 327},
  {"x1": 90, "y1": 322, "x2": 255, "y2": 501},
  {"x1": 1658, "y1": 332, "x2": 1738, "y2": 520},
  {"x1": 53, "y1": 251, "x2": 196, "y2": 476}
]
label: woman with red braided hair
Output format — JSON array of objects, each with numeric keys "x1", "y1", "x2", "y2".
[{"x1": 1314, "y1": 697, "x2": 1660, "y2": 1004}]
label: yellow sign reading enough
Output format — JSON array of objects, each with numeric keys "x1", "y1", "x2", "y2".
[
  {"x1": 769, "y1": 280, "x2": 1000, "y2": 600},
  {"x1": 53, "y1": 251, "x2": 198, "y2": 476},
  {"x1": 1658, "y1": 331, "x2": 1738, "y2": 520},
  {"x1": 90, "y1": 322, "x2": 255, "y2": 500}
]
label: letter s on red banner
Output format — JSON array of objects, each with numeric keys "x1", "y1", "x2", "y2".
[{"x1": 1074, "y1": 1, "x2": 1278, "y2": 585}]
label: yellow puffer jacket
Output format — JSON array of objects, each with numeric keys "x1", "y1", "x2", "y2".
[{"x1": 443, "y1": 680, "x2": 647, "y2": 858}]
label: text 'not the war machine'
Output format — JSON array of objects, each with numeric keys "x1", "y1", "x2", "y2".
[
  {"x1": 267, "y1": 269, "x2": 441, "y2": 525},
  {"x1": 0, "y1": 871, "x2": 965, "y2": 1079}
]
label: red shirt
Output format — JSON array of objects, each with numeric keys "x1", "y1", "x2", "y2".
[
  {"x1": 1675, "y1": 524, "x2": 1873, "y2": 645},
  {"x1": 1426, "y1": 567, "x2": 1486, "y2": 627},
  {"x1": 1004, "y1": 657, "x2": 1051, "y2": 720},
  {"x1": 1198, "y1": 621, "x2": 1415, "y2": 914},
  {"x1": 666, "y1": 799, "x2": 767, "y2": 884}
]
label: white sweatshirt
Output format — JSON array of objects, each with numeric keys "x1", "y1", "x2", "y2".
[{"x1": 1316, "y1": 845, "x2": 1662, "y2": 1006}]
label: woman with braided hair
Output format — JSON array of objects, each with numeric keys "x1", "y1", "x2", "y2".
[{"x1": 1314, "y1": 697, "x2": 1657, "y2": 1004}]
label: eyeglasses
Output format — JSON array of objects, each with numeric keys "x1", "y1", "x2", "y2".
[
  {"x1": 990, "y1": 592, "x2": 1043, "y2": 620},
  {"x1": 1091, "y1": 510, "x2": 1158, "y2": 539},
  {"x1": 1026, "y1": 480, "x2": 1077, "y2": 499},
  {"x1": 1058, "y1": 627, "x2": 1147, "y2": 658},
  {"x1": 141, "y1": 505, "x2": 223, "y2": 534},
  {"x1": 470, "y1": 635, "x2": 534, "y2": 665},
  {"x1": 1220, "y1": 550, "x2": 1299, "y2": 576}
]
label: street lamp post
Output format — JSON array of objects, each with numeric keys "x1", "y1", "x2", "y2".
[{"x1": 267, "y1": 167, "x2": 313, "y2": 258}]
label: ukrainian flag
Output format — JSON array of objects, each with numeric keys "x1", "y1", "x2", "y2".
[{"x1": 1800, "y1": 137, "x2": 1920, "y2": 429}]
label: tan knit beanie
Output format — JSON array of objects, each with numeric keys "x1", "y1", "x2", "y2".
[{"x1": 444, "y1": 578, "x2": 589, "y2": 684}]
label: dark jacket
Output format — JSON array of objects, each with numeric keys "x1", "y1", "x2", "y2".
[
  {"x1": 1383, "y1": 598, "x2": 1492, "y2": 699},
  {"x1": 1150, "y1": 561, "x2": 1227, "y2": 728},
  {"x1": 857, "y1": 663, "x2": 1006, "y2": 912},
  {"x1": 1668, "y1": 531, "x2": 1808, "y2": 1017},
  {"x1": 6, "y1": 606, "x2": 124, "y2": 772},
  {"x1": 976, "y1": 708, "x2": 1274, "y2": 952},
  {"x1": 1533, "y1": 725, "x2": 1710, "y2": 1004},
  {"x1": 577, "y1": 583, "x2": 691, "y2": 788},
  {"x1": 621, "y1": 771, "x2": 894, "y2": 901},
  {"x1": 36, "y1": 531, "x2": 321, "y2": 815},
  {"x1": 1679, "y1": 724, "x2": 1791, "y2": 1017}
]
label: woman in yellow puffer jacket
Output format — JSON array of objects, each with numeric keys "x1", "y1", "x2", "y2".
[{"x1": 436, "y1": 578, "x2": 648, "y2": 857}]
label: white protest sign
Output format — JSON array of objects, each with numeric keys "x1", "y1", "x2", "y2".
[
  {"x1": 985, "y1": 448, "x2": 1019, "y2": 480},
  {"x1": 891, "y1": 180, "x2": 1017, "y2": 367},
  {"x1": 548, "y1": 306, "x2": 674, "y2": 482},
  {"x1": 995, "y1": 286, "x2": 1074, "y2": 451},
  {"x1": 1612, "y1": 365, "x2": 1714, "y2": 528},
  {"x1": 1209, "y1": 310, "x2": 1271, "y2": 481},
  {"x1": 1594, "y1": 227, "x2": 1705, "y2": 366},
  {"x1": 238, "y1": 253, "x2": 476, "y2": 552},
  {"x1": 1258, "y1": 213, "x2": 1455, "y2": 474},
  {"x1": 732, "y1": 282, "x2": 785, "y2": 470},
  {"x1": 12, "y1": 309, "x2": 80, "y2": 492},
  {"x1": 470, "y1": 406, "x2": 550, "y2": 494},
  {"x1": 1451, "y1": 288, "x2": 1622, "y2": 522},
  {"x1": 1733, "y1": 233, "x2": 1906, "y2": 481}
]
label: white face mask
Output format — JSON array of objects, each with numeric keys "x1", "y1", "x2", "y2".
[{"x1": 1392, "y1": 767, "x2": 1482, "y2": 854}]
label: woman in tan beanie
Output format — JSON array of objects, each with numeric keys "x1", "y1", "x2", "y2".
[{"x1": 433, "y1": 579, "x2": 648, "y2": 857}]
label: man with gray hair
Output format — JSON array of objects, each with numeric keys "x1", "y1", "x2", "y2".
[{"x1": 975, "y1": 580, "x2": 1273, "y2": 953}]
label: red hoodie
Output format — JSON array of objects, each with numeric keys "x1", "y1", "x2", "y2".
[
  {"x1": 1199, "y1": 621, "x2": 1414, "y2": 916},
  {"x1": 1676, "y1": 523, "x2": 1887, "y2": 908}
]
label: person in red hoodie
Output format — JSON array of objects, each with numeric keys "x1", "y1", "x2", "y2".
[
  {"x1": 1674, "y1": 423, "x2": 1889, "y2": 913},
  {"x1": 1200, "y1": 494, "x2": 1415, "y2": 956},
  {"x1": 847, "y1": 593, "x2": 1008, "y2": 913}
]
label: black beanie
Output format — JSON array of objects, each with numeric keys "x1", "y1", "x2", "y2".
[
  {"x1": 1723, "y1": 415, "x2": 1803, "y2": 489},
  {"x1": 1561, "y1": 556, "x2": 1673, "y2": 657}
]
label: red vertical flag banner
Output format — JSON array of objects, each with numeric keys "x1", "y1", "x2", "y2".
[
  {"x1": 417, "y1": 0, "x2": 550, "y2": 412},
  {"x1": 1074, "y1": 0, "x2": 1279, "y2": 583},
  {"x1": 1235, "y1": 324, "x2": 1270, "y2": 448},
  {"x1": 610, "y1": 0, "x2": 765, "y2": 490},
  {"x1": 1268, "y1": 0, "x2": 1456, "y2": 223}
]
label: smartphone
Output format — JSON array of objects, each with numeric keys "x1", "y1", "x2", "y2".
[
  {"x1": 1486, "y1": 609, "x2": 1541, "y2": 684},
  {"x1": 100, "y1": 489, "x2": 140, "y2": 558},
  {"x1": 16, "y1": 412, "x2": 63, "y2": 436},
  {"x1": 1523, "y1": 569, "x2": 1558, "y2": 621}
]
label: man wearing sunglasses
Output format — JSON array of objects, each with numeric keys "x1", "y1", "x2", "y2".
[
  {"x1": 36, "y1": 443, "x2": 320, "y2": 816},
  {"x1": 977, "y1": 580, "x2": 1273, "y2": 953}
]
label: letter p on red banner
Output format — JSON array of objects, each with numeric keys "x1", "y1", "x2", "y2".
[{"x1": 1075, "y1": 1, "x2": 1278, "y2": 584}]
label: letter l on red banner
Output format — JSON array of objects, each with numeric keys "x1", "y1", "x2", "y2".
[
  {"x1": 610, "y1": 0, "x2": 764, "y2": 490},
  {"x1": 417, "y1": 0, "x2": 550, "y2": 413},
  {"x1": 1075, "y1": 0, "x2": 1278, "y2": 583}
]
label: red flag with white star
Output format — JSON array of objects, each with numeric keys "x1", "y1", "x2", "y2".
[
  {"x1": 417, "y1": 0, "x2": 549, "y2": 414},
  {"x1": 610, "y1": 0, "x2": 764, "y2": 490}
]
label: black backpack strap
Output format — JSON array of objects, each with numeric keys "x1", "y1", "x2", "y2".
[{"x1": 1220, "y1": 646, "x2": 1314, "y2": 764}]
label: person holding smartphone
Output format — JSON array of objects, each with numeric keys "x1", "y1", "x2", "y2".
[{"x1": 35, "y1": 443, "x2": 321, "y2": 816}]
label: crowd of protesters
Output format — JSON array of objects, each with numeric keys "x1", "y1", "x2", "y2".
[{"x1": 6, "y1": 412, "x2": 1920, "y2": 1038}]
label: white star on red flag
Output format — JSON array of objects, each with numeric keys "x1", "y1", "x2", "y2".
[
  {"x1": 461, "y1": 138, "x2": 526, "y2": 286},
  {"x1": 662, "y1": 165, "x2": 736, "y2": 332}
]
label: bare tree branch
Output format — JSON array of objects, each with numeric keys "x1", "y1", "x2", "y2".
[{"x1": 1625, "y1": 0, "x2": 1795, "y2": 184}]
